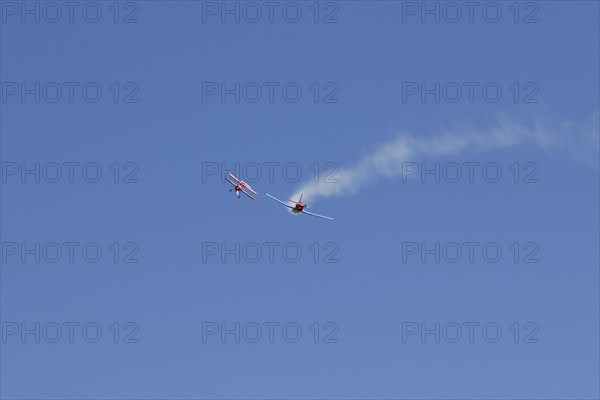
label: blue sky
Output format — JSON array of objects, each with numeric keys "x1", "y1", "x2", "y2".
[{"x1": 1, "y1": 1, "x2": 599, "y2": 399}]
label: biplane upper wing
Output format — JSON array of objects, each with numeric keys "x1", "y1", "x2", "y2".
[
  {"x1": 302, "y1": 210, "x2": 334, "y2": 221},
  {"x1": 227, "y1": 172, "x2": 241, "y2": 183},
  {"x1": 265, "y1": 193, "x2": 294, "y2": 209}
]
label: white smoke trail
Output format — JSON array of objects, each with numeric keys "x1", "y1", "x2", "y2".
[{"x1": 291, "y1": 114, "x2": 599, "y2": 202}]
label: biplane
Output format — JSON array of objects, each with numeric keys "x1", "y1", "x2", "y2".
[{"x1": 225, "y1": 172, "x2": 258, "y2": 200}]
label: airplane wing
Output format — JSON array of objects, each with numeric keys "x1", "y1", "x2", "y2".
[
  {"x1": 241, "y1": 190, "x2": 255, "y2": 200},
  {"x1": 246, "y1": 186, "x2": 259, "y2": 195},
  {"x1": 302, "y1": 210, "x2": 334, "y2": 221},
  {"x1": 227, "y1": 172, "x2": 241, "y2": 183},
  {"x1": 224, "y1": 177, "x2": 237, "y2": 187},
  {"x1": 265, "y1": 193, "x2": 294, "y2": 209}
]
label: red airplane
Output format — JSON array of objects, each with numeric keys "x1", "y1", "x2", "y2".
[
  {"x1": 225, "y1": 172, "x2": 258, "y2": 200},
  {"x1": 265, "y1": 193, "x2": 333, "y2": 220}
]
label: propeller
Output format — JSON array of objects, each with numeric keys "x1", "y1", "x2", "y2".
[{"x1": 289, "y1": 194, "x2": 306, "y2": 205}]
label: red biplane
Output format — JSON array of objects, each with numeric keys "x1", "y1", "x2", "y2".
[{"x1": 225, "y1": 172, "x2": 258, "y2": 200}]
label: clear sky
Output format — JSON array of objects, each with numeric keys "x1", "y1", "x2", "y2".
[{"x1": 1, "y1": 1, "x2": 599, "y2": 399}]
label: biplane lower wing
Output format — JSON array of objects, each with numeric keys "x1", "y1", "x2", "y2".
[
  {"x1": 225, "y1": 177, "x2": 237, "y2": 187},
  {"x1": 241, "y1": 190, "x2": 255, "y2": 200}
]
